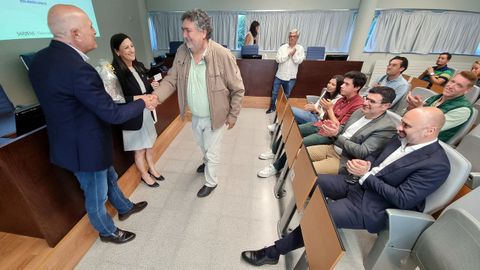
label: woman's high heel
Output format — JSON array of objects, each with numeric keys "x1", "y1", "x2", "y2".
[
  {"x1": 149, "y1": 171, "x2": 165, "y2": 181},
  {"x1": 141, "y1": 177, "x2": 159, "y2": 188}
]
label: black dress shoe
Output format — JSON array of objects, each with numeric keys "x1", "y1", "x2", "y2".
[
  {"x1": 241, "y1": 248, "x2": 279, "y2": 266},
  {"x1": 118, "y1": 201, "x2": 148, "y2": 221},
  {"x1": 196, "y1": 163, "x2": 206, "y2": 173},
  {"x1": 149, "y1": 171, "x2": 165, "y2": 181},
  {"x1": 99, "y1": 228, "x2": 136, "y2": 244},
  {"x1": 141, "y1": 178, "x2": 160, "y2": 188},
  {"x1": 266, "y1": 108, "x2": 275, "y2": 114},
  {"x1": 197, "y1": 185, "x2": 217, "y2": 198}
]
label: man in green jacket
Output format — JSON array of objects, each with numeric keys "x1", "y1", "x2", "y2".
[
  {"x1": 154, "y1": 9, "x2": 245, "y2": 198},
  {"x1": 407, "y1": 71, "x2": 476, "y2": 142}
]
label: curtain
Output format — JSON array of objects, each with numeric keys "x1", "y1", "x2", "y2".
[
  {"x1": 365, "y1": 10, "x2": 480, "y2": 55},
  {"x1": 149, "y1": 11, "x2": 238, "y2": 50},
  {"x1": 245, "y1": 10, "x2": 356, "y2": 52}
]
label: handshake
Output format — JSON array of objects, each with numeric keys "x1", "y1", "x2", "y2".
[{"x1": 139, "y1": 94, "x2": 159, "y2": 111}]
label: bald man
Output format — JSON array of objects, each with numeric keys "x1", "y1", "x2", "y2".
[
  {"x1": 241, "y1": 107, "x2": 451, "y2": 267},
  {"x1": 29, "y1": 4, "x2": 157, "y2": 244}
]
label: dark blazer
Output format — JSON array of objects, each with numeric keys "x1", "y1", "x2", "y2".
[
  {"x1": 360, "y1": 136, "x2": 450, "y2": 233},
  {"x1": 113, "y1": 63, "x2": 154, "y2": 130},
  {"x1": 29, "y1": 40, "x2": 145, "y2": 172}
]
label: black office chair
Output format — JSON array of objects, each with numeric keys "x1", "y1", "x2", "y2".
[
  {"x1": 166, "y1": 41, "x2": 183, "y2": 57},
  {"x1": 0, "y1": 84, "x2": 16, "y2": 137}
]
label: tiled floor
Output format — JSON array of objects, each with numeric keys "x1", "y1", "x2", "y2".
[{"x1": 76, "y1": 108, "x2": 376, "y2": 270}]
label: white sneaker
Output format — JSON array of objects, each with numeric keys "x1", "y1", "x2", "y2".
[
  {"x1": 259, "y1": 150, "x2": 275, "y2": 160},
  {"x1": 267, "y1": 124, "x2": 276, "y2": 132},
  {"x1": 257, "y1": 164, "x2": 278, "y2": 178}
]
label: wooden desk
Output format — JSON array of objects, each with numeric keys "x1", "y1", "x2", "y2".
[
  {"x1": 0, "y1": 93, "x2": 179, "y2": 247},
  {"x1": 236, "y1": 59, "x2": 363, "y2": 97}
]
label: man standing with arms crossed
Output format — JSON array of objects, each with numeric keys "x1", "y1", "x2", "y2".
[{"x1": 154, "y1": 9, "x2": 245, "y2": 198}]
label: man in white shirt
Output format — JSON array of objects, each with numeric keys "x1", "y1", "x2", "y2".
[
  {"x1": 241, "y1": 107, "x2": 450, "y2": 266},
  {"x1": 266, "y1": 29, "x2": 305, "y2": 114}
]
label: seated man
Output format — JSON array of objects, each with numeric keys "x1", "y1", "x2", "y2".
[
  {"x1": 370, "y1": 56, "x2": 409, "y2": 106},
  {"x1": 407, "y1": 71, "x2": 476, "y2": 142},
  {"x1": 241, "y1": 107, "x2": 450, "y2": 266},
  {"x1": 258, "y1": 71, "x2": 365, "y2": 170},
  {"x1": 308, "y1": 86, "x2": 398, "y2": 175},
  {"x1": 418, "y1": 52, "x2": 454, "y2": 87}
]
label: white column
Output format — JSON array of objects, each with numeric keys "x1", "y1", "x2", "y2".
[
  {"x1": 137, "y1": 0, "x2": 154, "y2": 63},
  {"x1": 348, "y1": 0, "x2": 378, "y2": 61}
]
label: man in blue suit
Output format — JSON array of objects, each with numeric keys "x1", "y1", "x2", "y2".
[
  {"x1": 241, "y1": 107, "x2": 450, "y2": 266},
  {"x1": 29, "y1": 4, "x2": 158, "y2": 244}
]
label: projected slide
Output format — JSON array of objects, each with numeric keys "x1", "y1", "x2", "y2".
[{"x1": 0, "y1": 0, "x2": 100, "y2": 41}]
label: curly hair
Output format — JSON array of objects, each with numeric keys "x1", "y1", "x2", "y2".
[{"x1": 181, "y1": 9, "x2": 212, "y2": 40}]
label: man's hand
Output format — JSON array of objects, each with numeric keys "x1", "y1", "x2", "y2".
[
  {"x1": 427, "y1": 67, "x2": 434, "y2": 75},
  {"x1": 303, "y1": 103, "x2": 317, "y2": 112},
  {"x1": 346, "y1": 159, "x2": 371, "y2": 176},
  {"x1": 225, "y1": 120, "x2": 235, "y2": 130},
  {"x1": 406, "y1": 91, "x2": 424, "y2": 109},
  {"x1": 372, "y1": 82, "x2": 380, "y2": 87},
  {"x1": 141, "y1": 94, "x2": 159, "y2": 111},
  {"x1": 319, "y1": 98, "x2": 333, "y2": 110},
  {"x1": 288, "y1": 47, "x2": 296, "y2": 57},
  {"x1": 318, "y1": 120, "x2": 339, "y2": 137}
]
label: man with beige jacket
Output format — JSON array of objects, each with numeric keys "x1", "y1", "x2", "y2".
[{"x1": 154, "y1": 9, "x2": 245, "y2": 197}]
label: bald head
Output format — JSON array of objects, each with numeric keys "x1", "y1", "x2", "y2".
[
  {"x1": 399, "y1": 107, "x2": 445, "y2": 144},
  {"x1": 47, "y1": 4, "x2": 97, "y2": 53}
]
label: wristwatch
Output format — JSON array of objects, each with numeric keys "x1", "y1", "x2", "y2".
[{"x1": 429, "y1": 72, "x2": 435, "y2": 76}]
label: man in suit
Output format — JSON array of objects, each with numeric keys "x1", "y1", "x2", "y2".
[
  {"x1": 29, "y1": 4, "x2": 158, "y2": 244},
  {"x1": 241, "y1": 107, "x2": 450, "y2": 266},
  {"x1": 307, "y1": 86, "x2": 398, "y2": 175}
]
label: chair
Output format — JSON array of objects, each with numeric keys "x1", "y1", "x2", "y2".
[
  {"x1": 19, "y1": 52, "x2": 36, "y2": 70},
  {"x1": 465, "y1": 85, "x2": 480, "y2": 103},
  {"x1": 390, "y1": 86, "x2": 436, "y2": 116},
  {"x1": 240, "y1": 45, "x2": 260, "y2": 59},
  {"x1": 400, "y1": 187, "x2": 480, "y2": 270},
  {"x1": 294, "y1": 187, "x2": 345, "y2": 270},
  {"x1": 475, "y1": 98, "x2": 480, "y2": 125},
  {"x1": 166, "y1": 41, "x2": 183, "y2": 56},
  {"x1": 446, "y1": 107, "x2": 478, "y2": 146},
  {"x1": 455, "y1": 124, "x2": 480, "y2": 189},
  {"x1": 409, "y1": 77, "x2": 430, "y2": 90},
  {"x1": 385, "y1": 111, "x2": 402, "y2": 126},
  {"x1": 277, "y1": 144, "x2": 317, "y2": 236},
  {"x1": 364, "y1": 141, "x2": 471, "y2": 270},
  {"x1": 306, "y1": 46, "x2": 325, "y2": 61},
  {"x1": 0, "y1": 84, "x2": 16, "y2": 137}
]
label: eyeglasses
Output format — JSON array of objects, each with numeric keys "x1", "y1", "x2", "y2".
[
  {"x1": 363, "y1": 96, "x2": 383, "y2": 104},
  {"x1": 288, "y1": 35, "x2": 298, "y2": 38}
]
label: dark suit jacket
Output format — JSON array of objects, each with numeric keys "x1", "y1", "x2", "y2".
[
  {"x1": 361, "y1": 136, "x2": 450, "y2": 233},
  {"x1": 29, "y1": 40, "x2": 145, "y2": 172},
  {"x1": 114, "y1": 63, "x2": 154, "y2": 130}
]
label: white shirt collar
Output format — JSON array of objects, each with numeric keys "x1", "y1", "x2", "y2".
[
  {"x1": 399, "y1": 138, "x2": 438, "y2": 151},
  {"x1": 66, "y1": 43, "x2": 90, "y2": 62}
]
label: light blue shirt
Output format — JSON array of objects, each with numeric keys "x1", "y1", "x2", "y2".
[
  {"x1": 187, "y1": 53, "x2": 210, "y2": 118},
  {"x1": 376, "y1": 75, "x2": 409, "y2": 106}
]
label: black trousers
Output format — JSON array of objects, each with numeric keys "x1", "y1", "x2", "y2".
[{"x1": 272, "y1": 173, "x2": 366, "y2": 255}]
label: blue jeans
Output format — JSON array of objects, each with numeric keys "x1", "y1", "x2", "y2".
[
  {"x1": 74, "y1": 166, "x2": 133, "y2": 236},
  {"x1": 292, "y1": 107, "x2": 319, "y2": 125},
  {"x1": 269, "y1": 77, "x2": 296, "y2": 110}
]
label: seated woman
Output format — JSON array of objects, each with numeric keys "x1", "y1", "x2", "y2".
[
  {"x1": 471, "y1": 60, "x2": 480, "y2": 87},
  {"x1": 292, "y1": 75, "x2": 343, "y2": 125},
  {"x1": 244, "y1": 21, "x2": 260, "y2": 46},
  {"x1": 110, "y1": 33, "x2": 163, "y2": 188}
]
